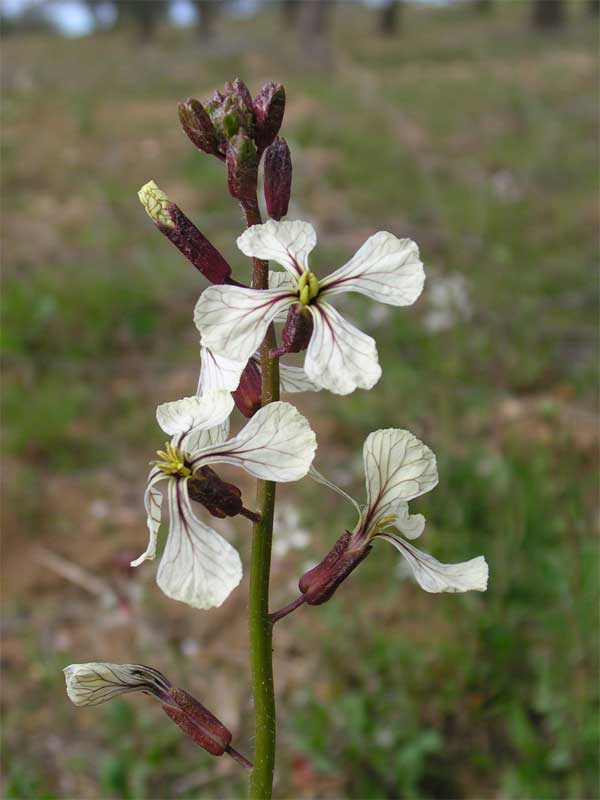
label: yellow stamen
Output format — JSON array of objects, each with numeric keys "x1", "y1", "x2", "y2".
[
  {"x1": 296, "y1": 270, "x2": 320, "y2": 305},
  {"x1": 152, "y1": 442, "x2": 192, "y2": 477}
]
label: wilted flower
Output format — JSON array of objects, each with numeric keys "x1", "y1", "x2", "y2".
[
  {"x1": 63, "y1": 662, "x2": 252, "y2": 767},
  {"x1": 194, "y1": 220, "x2": 425, "y2": 394},
  {"x1": 299, "y1": 428, "x2": 489, "y2": 603},
  {"x1": 131, "y1": 394, "x2": 317, "y2": 609}
]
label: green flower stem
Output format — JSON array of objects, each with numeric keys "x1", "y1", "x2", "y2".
[{"x1": 242, "y1": 196, "x2": 279, "y2": 800}]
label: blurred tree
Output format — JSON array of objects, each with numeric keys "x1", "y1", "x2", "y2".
[
  {"x1": 300, "y1": 0, "x2": 335, "y2": 67},
  {"x1": 474, "y1": 0, "x2": 493, "y2": 11},
  {"x1": 531, "y1": 0, "x2": 565, "y2": 29},
  {"x1": 589, "y1": 0, "x2": 599, "y2": 16},
  {"x1": 378, "y1": 0, "x2": 402, "y2": 35},
  {"x1": 119, "y1": 0, "x2": 168, "y2": 40},
  {"x1": 193, "y1": 0, "x2": 220, "y2": 40}
]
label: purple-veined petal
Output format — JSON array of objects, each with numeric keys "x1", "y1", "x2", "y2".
[
  {"x1": 237, "y1": 220, "x2": 316, "y2": 278},
  {"x1": 131, "y1": 469, "x2": 168, "y2": 567},
  {"x1": 362, "y1": 429, "x2": 438, "y2": 526},
  {"x1": 197, "y1": 345, "x2": 246, "y2": 394},
  {"x1": 194, "y1": 285, "x2": 295, "y2": 363},
  {"x1": 190, "y1": 401, "x2": 317, "y2": 482},
  {"x1": 156, "y1": 393, "x2": 234, "y2": 436},
  {"x1": 63, "y1": 662, "x2": 172, "y2": 707},
  {"x1": 378, "y1": 534, "x2": 489, "y2": 593},
  {"x1": 269, "y1": 270, "x2": 294, "y2": 290},
  {"x1": 320, "y1": 232, "x2": 425, "y2": 306},
  {"x1": 157, "y1": 480, "x2": 242, "y2": 609},
  {"x1": 179, "y1": 421, "x2": 230, "y2": 455},
  {"x1": 389, "y1": 500, "x2": 426, "y2": 540},
  {"x1": 304, "y1": 302, "x2": 381, "y2": 395},
  {"x1": 279, "y1": 362, "x2": 322, "y2": 394}
]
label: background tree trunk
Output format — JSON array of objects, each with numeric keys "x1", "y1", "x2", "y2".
[
  {"x1": 378, "y1": 1, "x2": 402, "y2": 35},
  {"x1": 531, "y1": 0, "x2": 565, "y2": 30}
]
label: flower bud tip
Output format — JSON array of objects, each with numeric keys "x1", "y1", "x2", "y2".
[{"x1": 138, "y1": 180, "x2": 175, "y2": 228}]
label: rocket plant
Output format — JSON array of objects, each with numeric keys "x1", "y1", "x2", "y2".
[{"x1": 63, "y1": 78, "x2": 489, "y2": 798}]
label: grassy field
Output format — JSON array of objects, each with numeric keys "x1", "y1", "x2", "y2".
[{"x1": 2, "y1": 2, "x2": 598, "y2": 798}]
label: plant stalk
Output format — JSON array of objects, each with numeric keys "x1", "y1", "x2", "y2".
[{"x1": 243, "y1": 196, "x2": 279, "y2": 799}]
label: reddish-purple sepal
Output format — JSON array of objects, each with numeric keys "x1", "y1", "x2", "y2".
[
  {"x1": 163, "y1": 687, "x2": 232, "y2": 756},
  {"x1": 271, "y1": 304, "x2": 313, "y2": 358},
  {"x1": 178, "y1": 98, "x2": 222, "y2": 160},
  {"x1": 264, "y1": 137, "x2": 292, "y2": 221},
  {"x1": 226, "y1": 133, "x2": 258, "y2": 203},
  {"x1": 232, "y1": 358, "x2": 262, "y2": 418},
  {"x1": 253, "y1": 82, "x2": 286, "y2": 155},
  {"x1": 299, "y1": 531, "x2": 371, "y2": 605}
]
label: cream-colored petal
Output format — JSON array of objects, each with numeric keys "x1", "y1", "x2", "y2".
[
  {"x1": 156, "y1": 480, "x2": 242, "y2": 610},
  {"x1": 191, "y1": 401, "x2": 317, "y2": 482},
  {"x1": 63, "y1": 662, "x2": 172, "y2": 706},
  {"x1": 379, "y1": 535, "x2": 489, "y2": 593},
  {"x1": 194, "y1": 285, "x2": 294, "y2": 363},
  {"x1": 130, "y1": 470, "x2": 167, "y2": 567},
  {"x1": 304, "y1": 302, "x2": 381, "y2": 395},
  {"x1": 156, "y1": 392, "x2": 234, "y2": 436},
  {"x1": 320, "y1": 231, "x2": 424, "y2": 306},
  {"x1": 279, "y1": 362, "x2": 322, "y2": 394},
  {"x1": 237, "y1": 219, "x2": 316, "y2": 278},
  {"x1": 198, "y1": 345, "x2": 246, "y2": 394}
]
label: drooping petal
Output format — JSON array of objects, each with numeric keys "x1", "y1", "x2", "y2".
[
  {"x1": 378, "y1": 535, "x2": 489, "y2": 593},
  {"x1": 63, "y1": 662, "x2": 172, "y2": 706},
  {"x1": 278, "y1": 362, "x2": 322, "y2": 394},
  {"x1": 320, "y1": 231, "x2": 425, "y2": 306},
  {"x1": 194, "y1": 285, "x2": 295, "y2": 363},
  {"x1": 156, "y1": 393, "x2": 234, "y2": 436},
  {"x1": 389, "y1": 501, "x2": 426, "y2": 540},
  {"x1": 157, "y1": 480, "x2": 242, "y2": 609},
  {"x1": 363, "y1": 429, "x2": 438, "y2": 522},
  {"x1": 131, "y1": 469, "x2": 168, "y2": 567},
  {"x1": 180, "y1": 421, "x2": 230, "y2": 455},
  {"x1": 237, "y1": 220, "x2": 316, "y2": 278},
  {"x1": 197, "y1": 346, "x2": 246, "y2": 394},
  {"x1": 190, "y1": 401, "x2": 317, "y2": 482},
  {"x1": 304, "y1": 302, "x2": 381, "y2": 395}
]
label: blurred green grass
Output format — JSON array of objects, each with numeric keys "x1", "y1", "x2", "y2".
[{"x1": 2, "y1": 2, "x2": 598, "y2": 799}]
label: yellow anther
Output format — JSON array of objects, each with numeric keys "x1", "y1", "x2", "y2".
[
  {"x1": 138, "y1": 180, "x2": 175, "y2": 228},
  {"x1": 153, "y1": 442, "x2": 191, "y2": 477},
  {"x1": 372, "y1": 513, "x2": 398, "y2": 538},
  {"x1": 297, "y1": 271, "x2": 320, "y2": 305}
]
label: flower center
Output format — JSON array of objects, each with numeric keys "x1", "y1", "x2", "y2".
[
  {"x1": 296, "y1": 271, "x2": 320, "y2": 305},
  {"x1": 154, "y1": 443, "x2": 192, "y2": 478}
]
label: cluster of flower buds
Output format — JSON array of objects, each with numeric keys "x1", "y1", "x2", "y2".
[
  {"x1": 178, "y1": 79, "x2": 291, "y2": 212},
  {"x1": 63, "y1": 663, "x2": 252, "y2": 769}
]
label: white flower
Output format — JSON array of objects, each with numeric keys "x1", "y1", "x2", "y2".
[
  {"x1": 197, "y1": 343, "x2": 321, "y2": 396},
  {"x1": 132, "y1": 398, "x2": 317, "y2": 610},
  {"x1": 311, "y1": 429, "x2": 488, "y2": 593},
  {"x1": 194, "y1": 220, "x2": 425, "y2": 395},
  {"x1": 63, "y1": 662, "x2": 172, "y2": 706}
]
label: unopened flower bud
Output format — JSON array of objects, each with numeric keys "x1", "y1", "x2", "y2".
[
  {"x1": 299, "y1": 532, "x2": 371, "y2": 605},
  {"x1": 226, "y1": 134, "x2": 258, "y2": 202},
  {"x1": 253, "y1": 82, "x2": 286, "y2": 153},
  {"x1": 232, "y1": 358, "x2": 262, "y2": 418},
  {"x1": 178, "y1": 98, "x2": 221, "y2": 159},
  {"x1": 138, "y1": 181, "x2": 232, "y2": 284},
  {"x1": 162, "y1": 687, "x2": 232, "y2": 756},
  {"x1": 205, "y1": 80, "x2": 255, "y2": 155},
  {"x1": 271, "y1": 304, "x2": 314, "y2": 358},
  {"x1": 264, "y1": 137, "x2": 292, "y2": 220}
]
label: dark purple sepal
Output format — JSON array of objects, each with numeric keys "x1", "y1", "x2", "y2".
[
  {"x1": 271, "y1": 304, "x2": 313, "y2": 358},
  {"x1": 226, "y1": 133, "x2": 258, "y2": 203},
  {"x1": 253, "y1": 82, "x2": 286, "y2": 154},
  {"x1": 187, "y1": 466, "x2": 244, "y2": 518},
  {"x1": 205, "y1": 80, "x2": 255, "y2": 156},
  {"x1": 264, "y1": 137, "x2": 292, "y2": 221},
  {"x1": 232, "y1": 358, "x2": 262, "y2": 418},
  {"x1": 178, "y1": 98, "x2": 222, "y2": 160},
  {"x1": 162, "y1": 686, "x2": 232, "y2": 756},
  {"x1": 299, "y1": 531, "x2": 372, "y2": 605},
  {"x1": 158, "y1": 203, "x2": 233, "y2": 285}
]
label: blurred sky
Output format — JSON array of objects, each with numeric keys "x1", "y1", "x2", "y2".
[{"x1": 1, "y1": 0, "x2": 450, "y2": 37}]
